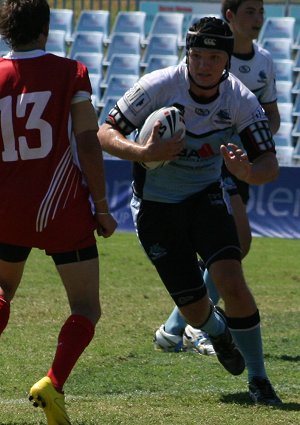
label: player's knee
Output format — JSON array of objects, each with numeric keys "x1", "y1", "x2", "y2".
[
  {"x1": 179, "y1": 296, "x2": 211, "y2": 327},
  {"x1": 209, "y1": 259, "x2": 247, "y2": 298}
]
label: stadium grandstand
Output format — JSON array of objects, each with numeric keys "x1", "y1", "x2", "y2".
[{"x1": 43, "y1": 0, "x2": 300, "y2": 166}]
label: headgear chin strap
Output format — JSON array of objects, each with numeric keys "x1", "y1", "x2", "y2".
[{"x1": 187, "y1": 68, "x2": 230, "y2": 91}]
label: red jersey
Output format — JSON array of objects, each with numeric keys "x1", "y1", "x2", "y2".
[{"x1": 0, "y1": 51, "x2": 97, "y2": 252}]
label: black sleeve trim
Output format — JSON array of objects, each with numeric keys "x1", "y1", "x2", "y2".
[
  {"x1": 105, "y1": 105, "x2": 137, "y2": 136},
  {"x1": 239, "y1": 120, "x2": 276, "y2": 162}
]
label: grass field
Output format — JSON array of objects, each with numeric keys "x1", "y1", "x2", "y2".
[{"x1": 0, "y1": 233, "x2": 299, "y2": 424}]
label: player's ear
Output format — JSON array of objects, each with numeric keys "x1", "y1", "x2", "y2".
[{"x1": 225, "y1": 9, "x2": 233, "y2": 23}]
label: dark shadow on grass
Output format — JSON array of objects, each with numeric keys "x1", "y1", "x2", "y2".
[
  {"x1": 220, "y1": 391, "x2": 252, "y2": 406},
  {"x1": 220, "y1": 392, "x2": 300, "y2": 411},
  {"x1": 264, "y1": 353, "x2": 300, "y2": 362}
]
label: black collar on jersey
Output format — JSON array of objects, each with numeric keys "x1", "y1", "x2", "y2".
[
  {"x1": 188, "y1": 88, "x2": 219, "y2": 104},
  {"x1": 232, "y1": 45, "x2": 255, "y2": 61}
]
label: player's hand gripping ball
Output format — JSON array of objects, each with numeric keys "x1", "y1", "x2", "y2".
[{"x1": 136, "y1": 106, "x2": 186, "y2": 170}]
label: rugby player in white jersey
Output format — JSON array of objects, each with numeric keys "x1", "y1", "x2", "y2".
[
  {"x1": 98, "y1": 16, "x2": 282, "y2": 405},
  {"x1": 158, "y1": 0, "x2": 282, "y2": 393}
]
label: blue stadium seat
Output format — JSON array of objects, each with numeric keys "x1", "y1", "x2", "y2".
[
  {"x1": 273, "y1": 59, "x2": 294, "y2": 81},
  {"x1": 103, "y1": 32, "x2": 141, "y2": 66},
  {"x1": 141, "y1": 34, "x2": 179, "y2": 67},
  {"x1": 72, "y1": 52, "x2": 103, "y2": 77},
  {"x1": 258, "y1": 17, "x2": 295, "y2": 44},
  {"x1": 276, "y1": 81, "x2": 293, "y2": 104},
  {"x1": 50, "y1": 9, "x2": 74, "y2": 42},
  {"x1": 143, "y1": 54, "x2": 179, "y2": 74},
  {"x1": 98, "y1": 97, "x2": 118, "y2": 125},
  {"x1": 46, "y1": 30, "x2": 67, "y2": 57},
  {"x1": 99, "y1": 74, "x2": 138, "y2": 107},
  {"x1": 278, "y1": 102, "x2": 293, "y2": 124},
  {"x1": 145, "y1": 12, "x2": 184, "y2": 45},
  {"x1": 102, "y1": 53, "x2": 140, "y2": 86},
  {"x1": 72, "y1": 10, "x2": 110, "y2": 41},
  {"x1": 273, "y1": 122, "x2": 293, "y2": 147},
  {"x1": 69, "y1": 31, "x2": 104, "y2": 58},
  {"x1": 261, "y1": 38, "x2": 292, "y2": 60},
  {"x1": 108, "y1": 11, "x2": 146, "y2": 42}
]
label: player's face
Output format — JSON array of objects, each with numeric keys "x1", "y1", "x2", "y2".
[
  {"x1": 188, "y1": 48, "x2": 228, "y2": 89},
  {"x1": 227, "y1": 0, "x2": 264, "y2": 41}
]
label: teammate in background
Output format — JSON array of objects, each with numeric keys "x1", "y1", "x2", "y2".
[
  {"x1": 98, "y1": 17, "x2": 282, "y2": 405},
  {"x1": 0, "y1": 0, "x2": 117, "y2": 424},
  {"x1": 157, "y1": 0, "x2": 281, "y2": 360}
]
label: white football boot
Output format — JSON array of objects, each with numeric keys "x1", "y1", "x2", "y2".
[
  {"x1": 153, "y1": 324, "x2": 183, "y2": 352},
  {"x1": 183, "y1": 324, "x2": 216, "y2": 356}
]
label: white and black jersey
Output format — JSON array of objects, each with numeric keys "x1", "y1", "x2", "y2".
[
  {"x1": 110, "y1": 62, "x2": 275, "y2": 203},
  {"x1": 222, "y1": 42, "x2": 277, "y2": 203},
  {"x1": 230, "y1": 42, "x2": 277, "y2": 105}
]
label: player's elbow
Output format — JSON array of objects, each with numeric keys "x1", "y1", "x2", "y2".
[
  {"x1": 263, "y1": 154, "x2": 279, "y2": 183},
  {"x1": 98, "y1": 123, "x2": 113, "y2": 150}
]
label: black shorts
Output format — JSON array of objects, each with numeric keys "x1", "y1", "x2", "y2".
[
  {"x1": 136, "y1": 184, "x2": 241, "y2": 306},
  {"x1": 0, "y1": 243, "x2": 98, "y2": 265}
]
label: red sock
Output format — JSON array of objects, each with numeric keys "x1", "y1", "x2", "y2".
[
  {"x1": 0, "y1": 296, "x2": 10, "y2": 335},
  {"x1": 47, "y1": 314, "x2": 95, "y2": 392}
]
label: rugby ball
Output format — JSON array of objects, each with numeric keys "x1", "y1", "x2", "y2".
[{"x1": 136, "y1": 106, "x2": 185, "y2": 170}]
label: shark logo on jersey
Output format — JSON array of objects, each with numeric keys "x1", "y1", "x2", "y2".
[
  {"x1": 195, "y1": 108, "x2": 210, "y2": 116},
  {"x1": 253, "y1": 105, "x2": 266, "y2": 120},
  {"x1": 215, "y1": 109, "x2": 231, "y2": 123},
  {"x1": 258, "y1": 70, "x2": 267, "y2": 83},
  {"x1": 239, "y1": 65, "x2": 250, "y2": 73}
]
